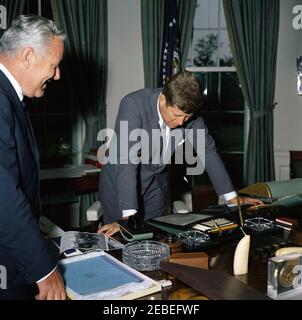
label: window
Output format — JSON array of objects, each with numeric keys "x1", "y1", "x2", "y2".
[
  {"x1": 185, "y1": 0, "x2": 245, "y2": 189},
  {"x1": 188, "y1": 0, "x2": 232, "y2": 68},
  {"x1": 24, "y1": 0, "x2": 78, "y2": 168}
]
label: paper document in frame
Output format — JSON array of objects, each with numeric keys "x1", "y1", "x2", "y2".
[
  {"x1": 58, "y1": 251, "x2": 161, "y2": 300},
  {"x1": 60, "y1": 231, "x2": 124, "y2": 253}
]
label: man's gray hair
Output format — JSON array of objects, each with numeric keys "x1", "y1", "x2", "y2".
[{"x1": 0, "y1": 14, "x2": 65, "y2": 55}]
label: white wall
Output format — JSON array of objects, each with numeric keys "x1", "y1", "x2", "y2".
[
  {"x1": 106, "y1": 0, "x2": 144, "y2": 129},
  {"x1": 274, "y1": 0, "x2": 302, "y2": 179}
]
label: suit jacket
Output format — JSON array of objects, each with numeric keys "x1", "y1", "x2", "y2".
[
  {"x1": 99, "y1": 88, "x2": 234, "y2": 224},
  {"x1": 0, "y1": 70, "x2": 56, "y2": 299}
]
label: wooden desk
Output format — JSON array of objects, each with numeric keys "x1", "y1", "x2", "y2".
[
  {"x1": 40, "y1": 173, "x2": 99, "y2": 195},
  {"x1": 40, "y1": 167, "x2": 100, "y2": 195},
  {"x1": 132, "y1": 230, "x2": 288, "y2": 300}
]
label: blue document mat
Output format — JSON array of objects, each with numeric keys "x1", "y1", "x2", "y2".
[{"x1": 59, "y1": 255, "x2": 143, "y2": 295}]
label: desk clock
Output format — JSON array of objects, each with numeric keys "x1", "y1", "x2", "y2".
[{"x1": 267, "y1": 252, "x2": 302, "y2": 299}]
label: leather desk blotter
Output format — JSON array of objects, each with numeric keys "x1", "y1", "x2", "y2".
[{"x1": 160, "y1": 261, "x2": 271, "y2": 300}]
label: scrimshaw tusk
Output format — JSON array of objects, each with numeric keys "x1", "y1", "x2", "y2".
[{"x1": 233, "y1": 235, "x2": 250, "y2": 275}]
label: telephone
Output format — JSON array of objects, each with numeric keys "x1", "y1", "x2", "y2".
[{"x1": 118, "y1": 217, "x2": 154, "y2": 242}]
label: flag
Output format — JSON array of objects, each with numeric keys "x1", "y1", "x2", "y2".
[{"x1": 159, "y1": 0, "x2": 181, "y2": 86}]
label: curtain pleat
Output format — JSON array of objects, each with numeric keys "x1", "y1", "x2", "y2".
[
  {"x1": 141, "y1": 0, "x2": 164, "y2": 88},
  {"x1": 223, "y1": 0, "x2": 279, "y2": 185},
  {"x1": 0, "y1": 0, "x2": 25, "y2": 37}
]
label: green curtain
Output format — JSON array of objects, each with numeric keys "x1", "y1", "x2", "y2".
[
  {"x1": 141, "y1": 0, "x2": 164, "y2": 88},
  {"x1": 176, "y1": 0, "x2": 196, "y2": 69},
  {"x1": 223, "y1": 0, "x2": 279, "y2": 185},
  {"x1": 141, "y1": 0, "x2": 196, "y2": 88},
  {"x1": 0, "y1": 0, "x2": 25, "y2": 37},
  {"x1": 51, "y1": 0, "x2": 108, "y2": 227}
]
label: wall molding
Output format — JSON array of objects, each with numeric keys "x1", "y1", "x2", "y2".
[{"x1": 274, "y1": 150, "x2": 290, "y2": 181}]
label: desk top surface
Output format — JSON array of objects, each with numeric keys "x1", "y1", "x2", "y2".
[{"x1": 40, "y1": 165, "x2": 101, "y2": 180}]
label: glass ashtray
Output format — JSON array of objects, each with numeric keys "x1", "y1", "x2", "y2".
[
  {"x1": 177, "y1": 230, "x2": 210, "y2": 249},
  {"x1": 122, "y1": 240, "x2": 170, "y2": 271},
  {"x1": 244, "y1": 217, "x2": 275, "y2": 232}
]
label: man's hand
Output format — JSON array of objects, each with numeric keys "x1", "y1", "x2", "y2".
[
  {"x1": 98, "y1": 222, "x2": 120, "y2": 237},
  {"x1": 227, "y1": 196, "x2": 263, "y2": 207},
  {"x1": 98, "y1": 214, "x2": 145, "y2": 237},
  {"x1": 35, "y1": 269, "x2": 66, "y2": 300}
]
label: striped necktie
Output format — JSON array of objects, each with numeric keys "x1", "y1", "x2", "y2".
[{"x1": 22, "y1": 99, "x2": 37, "y2": 154}]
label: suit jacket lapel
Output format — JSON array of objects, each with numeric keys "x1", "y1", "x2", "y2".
[
  {"x1": 149, "y1": 89, "x2": 166, "y2": 170},
  {"x1": 0, "y1": 70, "x2": 39, "y2": 163},
  {"x1": 149, "y1": 88, "x2": 162, "y2": 131}
]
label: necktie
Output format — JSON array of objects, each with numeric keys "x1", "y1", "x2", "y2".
[
  {"x1": 161, "y1": 124, "x2": 167, "y2": 151},
  {"x1": 160, "y1": 123, "x2": 168, "y2": 164},
  {"x1": 22, "y1": 99, "x2": 37, "y2": 155}
]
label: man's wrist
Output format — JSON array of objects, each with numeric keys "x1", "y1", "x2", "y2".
[
  {"x1": 122, "y1": 209, "x2": 137, "y2": 218},
  {"x1": 223, "y1": 191, "x2": 237, "y2": 202}
]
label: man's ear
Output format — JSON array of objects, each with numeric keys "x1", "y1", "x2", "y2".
[
  {"x1": 159, "y1": 93, "x2": 167, "y2": 109},
  {"x1": 21, "y1": 47, "x2": 34, "y2": 69}
]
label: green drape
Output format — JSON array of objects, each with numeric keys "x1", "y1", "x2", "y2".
[
  {"x1": 223, "y1": 0, "x2": 279, "y2": 185},
  {"x1": 141, "y1": 0, "x2": 164, "y2": 88},
  {"x1": 51, "y1": 0, "x2": 108, "y2": 227},
  {"x1": 176, "y1": 0, "x2": 197, "y2": 69},
  {"x1": 141, "y1": 0, "x2": 196, "y2": 88},
  {"x1": 0, "y1": 0, "x2": 25, "y2": 37}
]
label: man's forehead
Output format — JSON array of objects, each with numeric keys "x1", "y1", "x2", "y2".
[{"x1": 170, "y1": 105, "x2": 192, "y2": 117}]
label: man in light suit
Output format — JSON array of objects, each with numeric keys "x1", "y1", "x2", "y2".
[
  {"x1": 0, "y1": 15, "x2": 66, "y2": 300},
  {"x1": 99, "y1": 71, "x2": 262, "y2": 236}
]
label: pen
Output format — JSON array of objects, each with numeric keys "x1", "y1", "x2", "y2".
[
  {"x1": 211, "y1": 219, "x2": 221, "y2": 234},
  {"x1": 236, "y1": 192, "x2": 244, "y2": 227},
  {"x1": 208, "y1": 223, "x2": 238, "y2": 233}
]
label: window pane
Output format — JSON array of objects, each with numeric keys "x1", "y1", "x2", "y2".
[
  {"x1": 202, "y1": 113, "x2": 244, "y2": 152},
  {"x1": 192, "y1": 30, "x2": 219, "y2": 67},
  {"x1": 192, "y1": 155, "x2": 243, "y2": 188},
  {"x1": 219, "y1": 0, "x2": 227, "y2": 28},
  {"x1": 196, "y1": 72, "x2": 219, "y2": 109},
  {"x1": 194, "y1": 0, "x2": 219, "y2": 29},
  {"x1": 221, "y1": 73, "x2": 244, "y2": 110},
  {"x1": 220, "y1": 154, "x2": 244, "y2": 188},
  {"x1": 42, "y1": 78, "x2": 74, "y2": 114},
  {"x1": 31, "y1": 115, "x2": 73, "y2": 167},
  {"x1": 219, "y1": 30, "x2": 233, "y2": 66}
]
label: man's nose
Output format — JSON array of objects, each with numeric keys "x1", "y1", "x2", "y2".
[{"x1": 177, "y1": 117, "x2": 185, "y2": 126}]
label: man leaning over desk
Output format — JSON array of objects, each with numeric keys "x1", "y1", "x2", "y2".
[
  {"x1": 98, "y1": 71, "x2": 262, "y2": 237},
  {"x1": 0, "y1": 15, "x2": 66, "y2": 300}
]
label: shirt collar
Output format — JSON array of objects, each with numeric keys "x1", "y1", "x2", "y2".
[{"x1": 0, "y1": 63, "x2": 23, "y2": 101}]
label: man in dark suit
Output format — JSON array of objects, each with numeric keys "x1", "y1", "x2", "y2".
[
  {"x1": 0, "y1": 15, "x2": 66, "y2": 300},
  {"x1": 98, "y1": 71, "x2": 262, "y2": 236}
]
